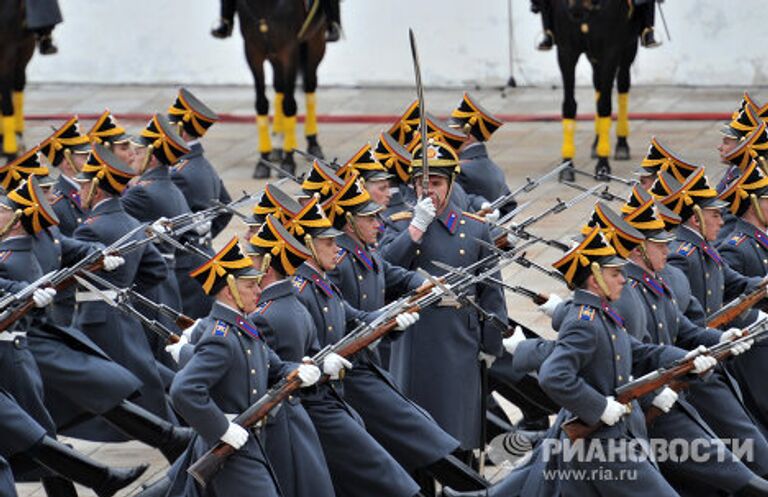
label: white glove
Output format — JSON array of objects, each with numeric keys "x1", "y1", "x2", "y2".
[
  {"x1": 193, "y1": 219, "x2": 212, "y2": 236},
  {"x1": 220, "y1": 422, "x2": 249, "y2": 450},
  {"x1": 32, "y1": 287, "x2": 57, "y2": 308},
  {"x1": 756, "y1": 310, "x2": 768, "y2": 323},
  {"x1": 651, "y1": 387, "x2": 678, "y2": 413},
  {"x1": 478, "y1": 351, "x2": 496, "y2": 368},
  {"x1": 151, "y1": 217, "x2": 171, "y2": 235},
  {"x1": 410, "y1": 197, "x2": 436, "y2": 232},
  {"x1": 164, "y1": 335, "x2": 189, "y2": 364},
  {"x1": 538, "y1": 293, "x2": 563, "y2": 318},
  {"x1": 481, "y1": 202, "x2": 500, "y2": 223},
  {"x1": 395, "y1": 312, "x2": 420, "y2": 330},
  {"x1": 102, "y1": 254, "x2": 125, "y2": 272},
  {"x1": 503, "y1": 325, "x2": 526, "y2": 355},
  {"x1": 182, "y1": 319, "x2": 201, "y2": 341},
  {"x1": 320, "y1": 353, "x2": 352, "y2": 380},
  {"x1": 600, "y1": 396, "x2": 628, "y2": 426},
  {"x1": 720, "y1": 328, "x2": 754, "y2": 355},
  {"x1": 685, "y1": 345, "x2": 718, "y2": 374},
  {"x1": 505, "y1": 233, "x2": 520, "y2": 248},
  {"x1": 297, "y1": 363, "x2": 322, "y2": 386}
]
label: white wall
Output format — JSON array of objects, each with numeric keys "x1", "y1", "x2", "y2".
[{"x1": 27, "y1": 0, "x2": 768, "y2": 87}]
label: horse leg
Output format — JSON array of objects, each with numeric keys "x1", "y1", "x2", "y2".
[
  {"x1": 244, "y1": 41, "x2": 272, "y2": 179},
  {"x1": 13, "y1": 37, "x2": 34, "y2": 154},
  {"x1": 270, "y1": 59, "x2": 285, "y2": 161},
  {"x1": 278, "y1": 51, "x2": 299, "y2": 176},
  {"x1": 556, "y1": 46, "x2": 578, "y2": 182},
  {"x1": 594, "y1": 57, "x2": 620, "y2": 180},
  {"x1": 614, "y1": 32, "x2": 639, "y2": 161},
  {"x1": 590, "y1": 63, "x2": 601, "y2": 159},
  {"x1": 0, "y1": 71, "x2": 18, "y2": 159},
  {"x1": 302, "y1": 33, "x2": 327, "y2": 159}
]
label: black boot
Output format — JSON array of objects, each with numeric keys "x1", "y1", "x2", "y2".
[
  {"x1": 133, "y1": 475, "x2": 172, "y2": 497},
  {"x1": 211, "y1": 18, "x2": 233, "y2": 38},
  {"x1": 31, "y1": 436, "x2": 147, "y2": 497},
  {"x1": 36, "y1": 33, "x2": 58, "y2": 55},
  {"x1": 736, "y1": 477, "x2": 768, "y2": 497},
  {"x1": 326, "y1": 22, "x2": 341, "y2": 42},
  {"x1": 41, "y1": 476, "x2": 78, "y2": 497},
  {"x1": 426, "y1": 455, "x2": 489, "y2": 492},
  {"x1": 442, "y1": 488, "x2": 488, "y2": 497},
  {"x1": 102, "y1": 400, "x2": 194, "y2": 463},
  {"x1": 640, "y1": 27, "x2": 661, "y2": 48},
  {"x1": 323, "y1": 0, "x2": 342, "y2": 42},
  {"x1": 537, "y1": 30, "x2": 554, "y2": 51}
]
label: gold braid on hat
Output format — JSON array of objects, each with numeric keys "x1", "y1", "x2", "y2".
[{"x1": 553, "y1": 228, "x2": 616, "y2": 286}]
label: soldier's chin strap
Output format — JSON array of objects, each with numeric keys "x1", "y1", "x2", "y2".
[
  {"x1": 345, "y1": 212, "x2": 365, "y2": 243},
  {"x1": 750, "y1": 193, "x2": 768, "y2": 227},
  {"x1": 63, "y1": 148, "x2": 82, "y2": 174},
  {"x1": 590, "y1": 262, "x2": 612, "y2": 299},
  {"x1": 226, "y1": 274, "x2": 246, "y2": 312},
  {"x1": 692, "y1": 205, "x2": 707, "y2": 240},
  {"x1": 638, "y1": 242, "x2": 656, "y2": 273},
  {"x1": 304, "y1": 234, "x2": 322, "y2": 270},
  {"x1": 0, "y1": 209, "x2": 22, "y2": 239},
  {"x1": 257, "y1": 253, "x2": 271, "y2": 285},
  {"x1": 82, "y1": 178, "x2": 99, "y2": 210},
  {"x1": 138, "y1": 145, "x2": 154, "y2": 175}
]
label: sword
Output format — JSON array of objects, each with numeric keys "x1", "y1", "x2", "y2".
[
  {"x1": 657, "y1": 1, "x2": 671, "y2": 42},
  {"x1": 409, "y1": 28, "x2": 429, "y2": 197}
]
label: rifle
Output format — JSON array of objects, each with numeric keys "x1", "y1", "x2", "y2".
[
  {"x1": 513, "y1": 253, "x2": 569, "y2": 285},
  {"x1": 73, "y1": 275, "x2": 181, "y2": 344},
  {"x1": 705, "y1": 278, "x2": 768, "y2": 329},
  {"x1": 561, "y1": 181, "x2": 625, "y2": 203},
  {"x1": 0, "y1": 223, "x2": 150, "y2": 332},
  {"x1": 476, "y1": 162, "x2": 571, "y2": 216},
  {"x1": 79, "y1": 270, "x2": 196, "y2": 330},
  {"x1": 561, "y1": 316, "x2": 768, "y2": 440},
  {"x1": 570, "y1": 165, "x2": 638, "y2": 186},
  {"x1": 187, "y1": 238, "x2": 533, "y2": 486}
]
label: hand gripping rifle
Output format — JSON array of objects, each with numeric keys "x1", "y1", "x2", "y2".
[
  {"x1": 0, "y1": 223, "x2": 150, "y2": 331},
  {"x1": 705, "y1": 277, "x2": 768, "y2": 329},
  {"x1": 79, "y1": 270, "x2": 196, "y2": 330},
  {"x1": 187, "y1": 239, "x2": 534, "y2": 486},
  {"x1": 73, "y1": 275, "x2": 182, "y2": 344},
  {"x1": 562, "y1": 315, "x2": 768, "y2": 441},
  {"x1": 475, "y1": 162, "x2": 572, "y2": 216}
]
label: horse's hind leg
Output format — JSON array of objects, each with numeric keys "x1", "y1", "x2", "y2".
[
  {"x1": 590, "y1": 61, "x2": 601, "y2": 159},
  {"x1": 244, "y1": 41, "x2": 271, "y2": 178},
  {"x1": 556, "y1": 46, "x2": 578, "y2": 182},
  {"x1": 13, "y1": 37, "x2": 34, "y2": 153},
  {"x1": 276, "y1": 51, "x2": 299, "y2": 176},
  {"x1": 614, "y1": 35, "x2": 639, "y2": 161},
  {"x1": 301, "y1": 35, "x2": 326, "y2": 159},
  {"x1": 594, "y1": 56, "x2": 620, "y2": 180},
  {"x1": 0, "y1": 70, "x2": 18, "y2": 159}
]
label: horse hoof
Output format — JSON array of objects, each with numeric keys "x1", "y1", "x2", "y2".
[
  {"x1": 594, "y1": 158, "x2": 611, "y2": 181},
  {"x1": 280, "y1": 152, "x2": 296, "y2": 178},
  {"x1": 558, "y1": 160, "x2": 576, "y2": 183},
  {"x1": 306, "y1": 135, "x2": 324, "y2": 160},
  {"x1": 590, "y1": 135, "x2": 598, "y2": 159},
  {"x1": 614, "y1": 137, "x2": 630, "y2": 161},
  {"x1": 269, "y1": 149, "x2": 284, "y2": 162},
  {"x1": 253, "y1": 159, "x2": 270, "y2": 179}
]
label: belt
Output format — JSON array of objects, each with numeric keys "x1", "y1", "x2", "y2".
[
  {"x1": 0, "y1": 331, "x2": 26, "y2": 342},
  {"x1": 76, "y1": 290, "x2": 117, "y2": 302}
]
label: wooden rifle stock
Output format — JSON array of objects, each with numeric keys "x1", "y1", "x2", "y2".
[{"x1": 706, "y1": 280, "x2": 768, "y2": 329}]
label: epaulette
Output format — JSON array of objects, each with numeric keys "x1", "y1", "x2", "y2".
[
  {"x1": 135, "y1": 180, "x2": 154, "y2": 188},
  {"x1": 462, "y1": 211, "x2": 485, "y2": 223},
  {"x1": 173, "y1": 160, "x2": 190, "y2": 173},
  {"x1": 630, "y1": 280, "x2": 639, "y2": 289},
  {"x1": 389, "y1": 211, "x2": 413, "y2": 222},
  {"x1": 253, "y1": 300, "x2": 272, "y2": 316},
  {"x1": 211, "y1": 319, "x2": 229, "y2": 337},
  {"x1": 675, "y1": 242, "x2": 696, "y2": 257},
  {"x1": 50, "y1": 192, "x2": 64, "y2": 205},
  {"x1": 83, "y1": 215, "x2": 100, "y2": 225},
  {"x1": 334, "y1": 247, "x2": 348, "y2": 264},
  {"x1": 577, "y1": 305, "x2": 596, "y2": 321},
  {"x1": 0, "y1": 251, "x2": 11, "y2": 263},
  {"x1": 292, "y1": 275, "x2": 308, "y2": 292},
  {"x1": 726, "y1": 233, "x2": 747, "y2": 247}
]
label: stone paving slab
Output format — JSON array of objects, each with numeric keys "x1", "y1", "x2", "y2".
[{"x1": 13, "y1": 84, "x2": 751, "y2": 495}]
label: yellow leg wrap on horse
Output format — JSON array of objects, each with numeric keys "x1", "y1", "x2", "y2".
[
  {"x1": 561, "y1": 118, "x2": 576, "y2": 159},
  {"x1": 593, "y1": 91, "x2": 601, "y2": 135},
  {"x1": 12, "y1": 92, "x2": 23, "y2": 132},
  {"x1": 305, "y1": 92, "x2": 318, "y2": 137},
  {"x1": 596, "y1": 116, "x2": 611, "y2": 158},
  {"x1": 283, "y1": 116, "x2": 297, "y2": 152},
  {"x1": 616, "y1": 92, "x2": 629, "y2": 138},
  {"x1": 256, "y1": 115, "x2": 272, "y2": 154},
  {"x1": 273, "y1": 93, "x2": 285, "y2": 134},
  {"x1": 2, "y1": 117, "x2": 17, "y2": 155}
]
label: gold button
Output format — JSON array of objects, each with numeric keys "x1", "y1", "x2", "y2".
[
  {"x1": 707, "y1": 289, "x2": 712, "y2": 295},
  {"x1": 76, "y1": 218, "x2": 82, "y2": 223},
  {"x1": 611, "y1": 334, "x2": 617, "y2": 341},
  {"x1": 658, "y1": 323, "x2": 663, "y2": 328},
  {"x1": 459, "y1": 233, "x2": 465, "y2": 238},
  {"x1": 459, "y1": 249, "x2": 465, "y2": 255},
  {"x1": 362, "y1": 294, "x2": 367, "y2": 299},
  {"x1": 328, "y1": 325, "x2": 333, "y2": 331},
  {"x1": 416, "y1": 249, "x2": 421, "y2": 255},
  {"x1": 618, "y1": 375, "x2": 624, "y2": 381},
  {"x1": 323, "y1": 306, "x2": 328, "y2": 313},
  {"x1": 251, "y1": 369, "x2": 256, "y2": 374},
  {"x1": 460, "y1": 219, "x2": 466, "y2": 225},
  {"x1": 763, "y1": 259, "x2": 767, "y2": 265},
  {"x1": 705, "y1": 272, "x2": 710, "y2": 279},
  {"x1": 252, "y1": 389, "x2": 257, "y2": 395},
  {"x1": 615, "y1": 354, "x2": 621, "y2": 360},
  {"x1": 247, "y1": 349, "x2": 252, "y2": 355},
  {"x1": 660, "y1": 340, "x2": 665, "y2": 345},
  {"x1": 651, "y1": 304, "x2": 656, "y2": 310},
  {"x1": 707, "y1": 307, "x2": 711, "y2": 313},
  {"x1": 357, "y1": 275, "x2": 363, "y2": 281}
]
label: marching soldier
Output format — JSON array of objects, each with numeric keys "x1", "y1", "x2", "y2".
[
  {"x1": 449, "y1": 92, "x2": 516, "y2": 215},
  {"x1": 588, "y1": 200, "x2": 768, "y2": 494},
  {"x1": 167, "y1": 88, "x2": 234, "y2": 318},
  {"x1": 283, "y1": 192, "x2": 425, "y2": 497},
  {"x1": 246, "y1": 215, "x2": 337, "y2": 497},
  {"x1": 383, "y1": 139, "x2": 507, "y2": 458},
  {"x1": 167, "y1": 237, "x2": 323, "y2": 497},
  {"x1": 38, "y1": 117, "x2": 91, "y2": 236},
  {"x1": 71, "y1": 144, "x2": 180, "y2": 430}
]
